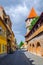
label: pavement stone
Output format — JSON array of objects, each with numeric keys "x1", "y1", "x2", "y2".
[{"x1": 24, "y1": 51, "x2": 43, "y2": 65}]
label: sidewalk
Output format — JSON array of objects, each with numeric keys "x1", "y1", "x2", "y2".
[
  {"x1": 0, "y1": 53, "x2": 7, "y2": 58},
  {"x1": 24, "y1": 51, "x2": 43, "y2": 65}
]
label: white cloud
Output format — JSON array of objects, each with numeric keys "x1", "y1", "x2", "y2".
[
  {"x1": 14, "y1": 5, "x2": 28, "y2": 16},
  {"x1": 14, "y1": 30, "x2": 21, "y2": 34},
  {"x1": 4, "y1": 4, "x2": 28, "y2": 38},
  {"x1": 5, "y1": 4, "x2": 28, "y2": 23}
]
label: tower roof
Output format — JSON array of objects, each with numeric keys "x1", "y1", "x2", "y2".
[{"x1": 27, "y1": 7, "x2": 38, "y2": 18}]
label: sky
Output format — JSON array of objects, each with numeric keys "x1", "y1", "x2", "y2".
[{"x1": 0, "y1": 0, "x2": 43, "y2": 44}]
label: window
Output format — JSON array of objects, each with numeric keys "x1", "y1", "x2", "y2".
[
  {"x1": 5, "y1": 45, "x2": 7, "y2": 51},
  {"x1": 37, "y1": 42, "x2": 41, "y2": 47},
  {"x1": 30, "y1": 44, "x2": 31, "y2": 46},
  {"x1": 2, "y1": 44, "x2": 4, "y2": 52},
  {"x1": 0, "y1": 44, "x2": 1, "y2": 52},
  {"x1": 4, "y1": 18, "x2": 8, "y2": 24},
  {"x1": 2, "y1": 30, "x2": 6, "y2": 37},
  {"x1": 32, "y1": 44, "x2": 34, "y2": 47},
  {"x1": 0, "y1": 27, "x2": 2, "y2": 34},
  {"x1": 5, "y1": 32, "x2": 6, "y2": 37}
]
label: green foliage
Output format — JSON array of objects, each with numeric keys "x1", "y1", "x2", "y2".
[
  {"x1": 19, "y1": 41, "x2": 24, "y2": 48},
  {"x1": 29, "y1": 17, "x2": 39, "y2": 30}
]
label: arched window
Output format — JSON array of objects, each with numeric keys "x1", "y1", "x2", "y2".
[
  {"x1": 30, "y1": 44, "x2": 31, "y2": 46},
  {"x1": 37, "y1": 42, "x2": 41, "y2": 47},
  {"x1": 32, "y1": 44, "x2": 34, "y2": 47}
]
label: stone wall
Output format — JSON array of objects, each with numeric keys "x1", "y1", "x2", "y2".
[{"x1": 27, "y1": 33, "x2": 43, "y2": 56}]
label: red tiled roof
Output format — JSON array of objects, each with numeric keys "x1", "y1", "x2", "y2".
[{"x1": 27, "y1": 7, "x2": 38, "y2": 18}]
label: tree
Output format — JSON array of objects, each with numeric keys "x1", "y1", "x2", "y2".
[
  {"x1": 29, "y1": 17, "x2": 39, "y2": 30},
  {"x1": 19, "y1": 41, "x2": 24, "y2": 48}
]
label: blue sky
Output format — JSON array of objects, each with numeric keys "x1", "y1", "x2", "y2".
[{"x1": 0, "y1": 0, "x2": 43, "y2": 44}]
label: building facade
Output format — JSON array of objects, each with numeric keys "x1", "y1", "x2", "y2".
[
  {"x1": 25, "y1": 8, "x2": 43, "y2": 57},
  {"x1": 0, "y1": 6, "x2": 17, "y2": 55},
  {"x1": 0, "y1": 17, "x2": 7, "y2": 55}
]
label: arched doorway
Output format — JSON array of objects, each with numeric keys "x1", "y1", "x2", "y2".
[{"x1": 36, "y1": 42, "x2": 41, "y2": 56}]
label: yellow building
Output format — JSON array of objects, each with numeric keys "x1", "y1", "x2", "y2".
[
  {"x1": 11, "y1": 32, "x2": 17, "y2": 52},
  {"x1": 0, "y1": 17, "x2": 7, "y2": 54},
  {"x1": 0, "y1": 6, "x2": 12, "y2": 54},
  {"x1": 4, "y1": 15, "x2": 12, "y2": 53},
  {"x1": 0, "y1": 6, "x2": 17, "y2": 54}
]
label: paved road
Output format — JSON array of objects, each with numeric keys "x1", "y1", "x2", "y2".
[
  {"x1": 0, "y1": 50, "x2": 43, "y2": 65},
  {"x1": 0, "y1": 50, "x2": 34, "y2": 65}
]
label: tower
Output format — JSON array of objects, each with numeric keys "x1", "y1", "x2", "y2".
[{"x1": 25, "y1": 7, "x2": 38, "y2": 33}]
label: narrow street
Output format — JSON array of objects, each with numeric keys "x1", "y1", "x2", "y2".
[
  {"x1": 0, "y1": 49, "x2": 43, "y2": 65},
  {"x1": 0, "y1": 50, "x2": 34, "y2": 65}
]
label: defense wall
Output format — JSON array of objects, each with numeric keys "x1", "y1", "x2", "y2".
[{"x1": 27, "y1": 33, "x2": 43, "y2": 56}]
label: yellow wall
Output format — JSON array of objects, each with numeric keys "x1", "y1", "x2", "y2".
[
  {"x1": 0, "y1": 39, "x2": 7, "y2": 54},
  {"x1": 0, "y1": 20, "x2": 7, "y2": 54}
]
